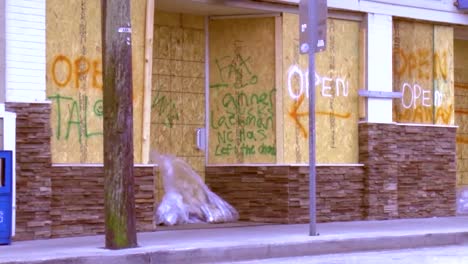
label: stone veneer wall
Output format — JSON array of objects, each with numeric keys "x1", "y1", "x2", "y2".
[
  {"x1": 8, "y1": 103, "x2": 53, "y2": 240},
  {"x1": 359, "y1": 123, "x2": 457, "y2": 219},
  {"x1": 205, "y1": 166, "x2": 366, "y2": 224},
  {"x1": 206, "y1": 123, "x2": 456, "y2": 223},
  {"x1": 7, "y1": 103, "x2": 156, "y2": 241},
  {"x1": 49, "y1": 166, "x2": 155, "y2": 238}
]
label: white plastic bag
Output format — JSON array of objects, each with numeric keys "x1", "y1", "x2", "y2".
[
  {"x1": 457, "y1": 188, "x2": 468, "y2": 215},
  {"x1": 153, "y1": 152, "x2": 239, "y2": 225}
]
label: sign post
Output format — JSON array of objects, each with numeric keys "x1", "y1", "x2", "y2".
[{"x1": 299, "y1": 0, "x2": 327, "y2": 237}]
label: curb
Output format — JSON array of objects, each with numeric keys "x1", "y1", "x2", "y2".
[{"x1": 4, "y1": 232, "x2": 468, "y2": 264}]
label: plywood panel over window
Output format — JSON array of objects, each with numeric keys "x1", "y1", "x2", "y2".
[
  {"x1": 282, "y1": 13, "x2": 360, "y2": 164},
  {"x1": 393, "y1": 20, "x2": 454, "y2": 125},
  {"x1": 455, "y1": 38, "x2": 468, "y2": 186},
  {"x1": 208, "y1": 17, "x2": 276, "y2": 164},
  {"x1": 46, "y1": 0, "x2": 145, "y2": 163}
]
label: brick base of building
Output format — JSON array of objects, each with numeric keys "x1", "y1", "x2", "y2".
[
  {"x1": 206, "y1": 165, "x2": 365, "y2": 224},
  {"x1": 206, "y1": 123, "x2": 456, "y2": 224},
  {"x1": 7, "y1": 103, "x2": 156, "y2": 241}
]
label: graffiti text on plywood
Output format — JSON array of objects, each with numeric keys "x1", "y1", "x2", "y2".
[
  {"x1": 151, "y1": 91, "x2": 179, "y2": 128},
  {"x1": 48, "y1": 93, "x2": 103, "y2": 142},
  {"x1": 398, "y1": 104, "x2": 452, "y2": 124},
  {"x1": 395, "y1": 49, "x2": 448, "y2": 80},
  {"x1": 395, "y1": 48, "x2": 452, "y2": 124},
  {"x1": 210, "y1": 41, "x2": 258, "y2": 90},
  {"x1": 287, "y1": 65, "x2": 351, "y2": 138},
  {"x1": 211, "y1": 88, "x2": 276, "y2": 157},
  {"x1": 396, "y1": 82, "x2": 452, "y2": 123},
  {"x1": 287, "y1": 65, "x2": 349, "y2": 100},
  {"x1": 289, "y1": 94, "x2": 351, "y2": 138},
  {"x1": 51, "y1": 55, "x2": 103, "y2": 90},
  {"x1": 400, "y1": 83, "x2": 444, "y2": 109}
]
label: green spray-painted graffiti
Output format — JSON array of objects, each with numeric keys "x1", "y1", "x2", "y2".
[
  {"x1": 48, "y1": 93, "x2": 103, "y2": 143},
  {"x1": 151, "y1": 91, "x2": 180, "y2": 128}
]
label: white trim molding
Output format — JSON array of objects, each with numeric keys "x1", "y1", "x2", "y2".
[{"x1": 266, "y1": 0, "x2": 468, "y2": 25}]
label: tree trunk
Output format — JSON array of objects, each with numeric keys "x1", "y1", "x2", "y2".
[{"x1": 101, "y1": 0, "x2": 137, "y2": 249}]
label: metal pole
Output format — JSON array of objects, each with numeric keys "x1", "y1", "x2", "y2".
[{"x1": 308, "y1": 0, "x2": 318, "y2": 237}]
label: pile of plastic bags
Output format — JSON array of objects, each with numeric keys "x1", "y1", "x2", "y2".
[
  {"x1": 457, "y1": 187, "x2": 468, "y2": 215},
  {"x1": 152, "y1": 152, "x2": 239, "y2": 226}
]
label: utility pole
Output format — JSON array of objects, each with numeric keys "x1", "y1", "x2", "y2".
[{"x1": 101, "y1": 0, "x2": 137, "y2": 249}]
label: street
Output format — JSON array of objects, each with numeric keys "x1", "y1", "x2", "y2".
[{"x1": 224, "y1": 245, "x2": 468, "y2": 264}]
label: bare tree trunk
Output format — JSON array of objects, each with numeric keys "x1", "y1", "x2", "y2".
[{"x1": 101, "y1": 0, "x2": 137, "y2": 249}]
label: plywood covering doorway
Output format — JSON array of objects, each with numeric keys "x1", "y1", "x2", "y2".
[{"x1": 208, "y1": 15, "x2": 277, "y2": 164}]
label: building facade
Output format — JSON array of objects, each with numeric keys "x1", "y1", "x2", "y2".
[{"x1": 2, "y1": 0, "x2": 468, "y2": 240}]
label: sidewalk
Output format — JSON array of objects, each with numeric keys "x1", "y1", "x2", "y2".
[{"x1": 0, "y1": 216, "x2": 467, "y2": 264}]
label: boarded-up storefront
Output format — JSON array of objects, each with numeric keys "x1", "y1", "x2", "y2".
[
  {"x1": 393, "y1": 20, "x2": 454, "y2": 125},
  {"x1": 12, "y1": 0, "x2": 458, "y2": 241},
  {"x1": 47, "y1": 0, "x2": 145, "y2": 163},
  {"x1": 47, "y1": 4, "x2": 363, "y2": 166},
  {"x1": 207, "y1": 14, "x2": 362, "y2": 165},
  {"x1": 281, "y1": 14, "x2": 361, "y2": 164}
]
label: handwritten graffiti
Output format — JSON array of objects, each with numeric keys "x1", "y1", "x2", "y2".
[
  {"x1": 401, "y1": 83, "x2": 431, "y2": 109},
  {"x1": 400, "y1": 83, "x2": 445, "y2": 109},
  {"x1": 211, "y1": 88, "x2": 276, "y2": 157},
  {"x1": 210, "y1": 41, "x2": 258, "y2": 90},
  {"x1": 289, "y1": 94, "x2": 308, "y2": 138},
  {"x1": 287, "y1": 64, "x2": 349, "y2": 100},
  {"x1": 287, "y1": 63, "x2": 351, "y2": 139},
  {"x1": 210, "y1": 40, "x2": 276, "y2": 159},
  {"x1": 394, "y1": 45, "x2": 452, "y2": 124},
  {"x1": 434, "y1": 51, "x2": 448, "y2": 80},
  {"x1": 398, "y1": 104, "x2": 452, "y2": 124},
  {"x1": 48, "y1": 93, "x2": 103, "y2": 142},
  {"x1": 51, "y1": 55, "x2": 103, "y2": 90},
  {"x1": 151, "y1": 92, "x2": 179, "y2": 128},
  {"x1": 457, "y1": 136, "x2": 468, "y2": 145},
  {"x1": 395, "y1": 49, "x2": 448, "y2": 80},
  {"x1": 288, "y1": 94, "x2": 351, "y2": 138},
  {"x1": 456, "y1": 107, "x2": 468, "y2": 144}
]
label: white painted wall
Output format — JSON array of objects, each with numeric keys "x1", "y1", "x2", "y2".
[
  {"x1": 5, "y1": 0, "x2": 46, "y2": 103},
  {"x1": 366, "y1": 13, "x2": 393, "y2": 123}
]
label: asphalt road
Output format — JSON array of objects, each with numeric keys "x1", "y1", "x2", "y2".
[{"x1": 223, "y1": 245, "x2": 468, "y2": 264}]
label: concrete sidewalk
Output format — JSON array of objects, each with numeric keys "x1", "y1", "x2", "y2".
[{"x1": 0, "y1": 216, "x2": 467, "y2": 264}]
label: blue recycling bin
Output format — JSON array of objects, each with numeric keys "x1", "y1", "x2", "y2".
[{"x1": 0, "y1": 151, "x2": 12, "y2": 245}]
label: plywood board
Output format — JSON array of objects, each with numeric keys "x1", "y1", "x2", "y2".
[
  {"x1": 150, "y1": 11, "x2": 206, "y2": 176},
  {"x1": 393, "y1": 21, "x2": 433, "y2": 123},
  {"x1": 47, "y1": 0, "x2": 145, "y2": 163},
  {"x1": 208, "y1": 17, "x2": 276, "y2": 164},
  {"x1": 434, "y1": 25, "x2": 454, "y2": 125},
  {"x1": 47, "y1": 0, "x2": 103, "y2": 163},
  {"x1": 275, "y1": 16, "x2": 285, "y2": 164},
  {"x1": 455, "y1": 39, "x2": 468, "y2": 186},
  {"x1": 455, "y1": 39, "x2": 468, "y2": 84},
  {"x1": 131, "y1": 0, "x2": 146, "y2": 164},
  {"x1": 282, "y1": 13, "x2": 360, "y2": 164}
]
